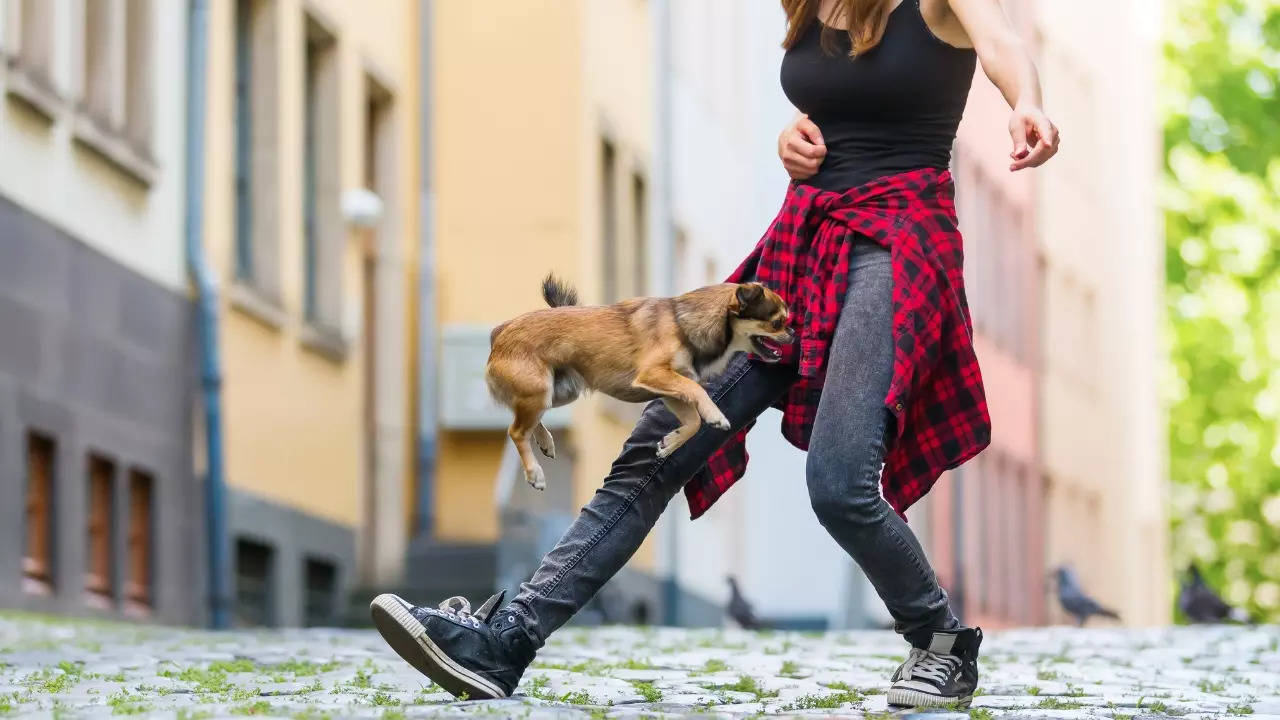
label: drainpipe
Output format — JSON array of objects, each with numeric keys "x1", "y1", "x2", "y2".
[
  {"x1": 650, "y1": 0, "x2": 679, "y2": 626},
  {"x1": 414, "y1": 0, "x2": 439, "y2": 539},
  {"x1": 185, "y1": 0, "x2": 230, "y2": 630}
]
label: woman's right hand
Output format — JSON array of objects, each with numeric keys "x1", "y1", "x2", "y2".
[{"x1": 778, "y1": 114, "x2": 827, "y2": 180}]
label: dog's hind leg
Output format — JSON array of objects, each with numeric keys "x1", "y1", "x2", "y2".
[
  {"x1": 509, "y1": 399, "x2": 549, "y2": 490},
  {"x1": 656, "y1": 398, "x2": 701, "y2": 458},
  {"x1": 533, "y1": 423, "x2": 555, "y2": 459}
]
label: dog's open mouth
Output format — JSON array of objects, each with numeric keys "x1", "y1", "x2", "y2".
[{"x1": 751, "y1": 336, "x2": 784, "y2": 362}]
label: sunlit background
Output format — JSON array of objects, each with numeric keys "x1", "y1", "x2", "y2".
[{"x1": 0, "y1": 0, "x2": 1274, "y2": 631}]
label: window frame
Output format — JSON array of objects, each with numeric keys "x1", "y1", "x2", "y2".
[
  {"x1": 85, "y1": 453, "x2": 117, "y2": 605},
  {"x1": 124, "y1": 468, "x2": 154, "y2": 610},
  {"x1": 23, "y1": 431, "x2": 57, "y2": 594}
]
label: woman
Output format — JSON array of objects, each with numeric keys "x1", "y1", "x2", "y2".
[{"x1": 371, "y1": 0, "x2": 1059, "y2": 708}]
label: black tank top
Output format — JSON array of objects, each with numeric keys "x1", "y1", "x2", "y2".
[{"x1": 780, "y1": 0, "x2": 977, "y2": 191}]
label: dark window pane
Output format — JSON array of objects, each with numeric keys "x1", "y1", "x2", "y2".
[
  {"x1": 303, "y1": 557, "x2": 337, "y2": 627},
  {"x1": 235, "y1": 538, "x2": 275, "y2": 627},
  {"x1": 24, "y1": 432, "x2": 56, "y2": 588},
  {"x1": 86, "y1": 454, "x2": 116, "y2": 600}
]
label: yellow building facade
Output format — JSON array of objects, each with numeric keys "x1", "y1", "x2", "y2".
[
  {"x1": 200, "y1": 0, "x2": 419, "y2": 626},
  {"x1": 421, "y1": 0, "x2": 664, "y2": 612}
]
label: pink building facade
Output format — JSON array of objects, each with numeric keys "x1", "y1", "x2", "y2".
[
  {"x1": 920, "y1": 0, "x2": 1168, "y2": 628},
  {"x1": 920, "y1": 2, "x2": 1045, "y2": 629}
]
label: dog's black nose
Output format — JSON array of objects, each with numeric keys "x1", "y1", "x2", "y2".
[{"x1": 782, "y1": 329, "x2": 797, "y2": 344}]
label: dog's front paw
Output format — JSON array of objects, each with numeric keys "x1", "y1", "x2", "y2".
[
  {"x1": 524, "y1": 465, "x2": 547, "y2": 491},
  {"x1": 705, "y1": 412, "x2": 731, "y2": 431}
]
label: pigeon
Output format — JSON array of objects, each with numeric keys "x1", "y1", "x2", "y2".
[
  {"x1": 726, "y1": 576, "x2": 761, "y2": 630},
  {"x1": 631, "y1": 599, "x2": 651, "y2": 626},
  {"x1": 1178, "y1": 564, "x2": 1252, "y2": 624},
  {"x1": 1053, "y1": 566, "x2": 1120, "y2": 626}
]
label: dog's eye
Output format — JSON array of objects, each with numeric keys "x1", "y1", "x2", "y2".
[{"x1": 771, "y1": 318, "x2": 784, "y2": 330}]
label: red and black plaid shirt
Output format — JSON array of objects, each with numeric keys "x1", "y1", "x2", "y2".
[{"x1": 685, "y1": 167, "x2": 991, "y2": 520}]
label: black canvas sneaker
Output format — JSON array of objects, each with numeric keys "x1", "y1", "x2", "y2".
[
  {"x1": 370, "y1": 591, "x2": 534, "y2": 699},
  {"x1": 887, "y1": 627, "x2": 983, "y2": 708}
]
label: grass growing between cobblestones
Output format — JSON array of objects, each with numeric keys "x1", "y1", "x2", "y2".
[
  {"x1": 0, "y1": 612, "x2": 1276, "y2": 717},
  {"x1": 713, "y1": 674, "x2": 778, "y2": 700},
  {"x1": 631, "y1": 680, "x2": 664, "y2": 702}
]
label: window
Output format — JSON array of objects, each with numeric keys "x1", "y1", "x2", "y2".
[
  {"x1": 23, "y1": 432, "x2": 56, "y2": 592},
  {"x1": 85, "y1": 454, "x2": 116, "y2": 604},
  {"x1": 75, "y1": 0, "x2": 154, "y2": 180},
  {"x1": 600, "y1": 139, "x2": 618, "y2": 302},
  {"x1": 4, "y1": 0, "x2": 57, "y2": 119},
  {"x1": 81, "y1": 0, "x2": 112, "y2": 123},
  {"x1": 364, "y1": 75, "x2": 393, "y2": 196},
  {"x1": 15, "y1": 0, "x2": 53, "y2": 84},
  {"x1": 233, "y1": 0, "x2": 280, "y2": 298},
  {"x1": 631, "y1": 173, "x2": 648, "y2": 296},
  {"x1": 122, "y1": 0, "x2": 151, "y2": 150},
  {"x1": 233, "y1": 0, "x2": 254, "y2": 281},
  {"x1": 303, "y1": 557, "x2": 337, "y2": 627},
  {"x1": 234, "y1": 538, "x2": 275, "y2": 627},
  {"x1": 124, "y1": 469, "x2": 153, "y2": 609},
  {"x1": 302, "y1": 16, "x2": 340, "y2": 330},
  {"x1": 673, "y1": 226, "x2": 689, "y2": 287}
]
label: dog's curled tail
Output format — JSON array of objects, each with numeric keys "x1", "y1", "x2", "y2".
[{"x1": 541, "y1": 273, "x2": 579, "y2": 307}]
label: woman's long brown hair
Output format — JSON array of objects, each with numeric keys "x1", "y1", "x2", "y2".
[{"x1": 781, "y1": 0, "x2": 896, "y2": 56}]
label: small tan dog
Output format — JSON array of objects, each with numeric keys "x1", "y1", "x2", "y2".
[{"x1": 486, "y1": 275, "x2": 794, "y2": 490}]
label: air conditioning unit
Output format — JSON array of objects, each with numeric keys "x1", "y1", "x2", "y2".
[{"x1": 438, "y1": 325, "x2": 573, "y2": 430}]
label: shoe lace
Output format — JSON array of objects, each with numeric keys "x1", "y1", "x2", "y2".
[
  {"x1": 438, "y1": 596, "x2": 481, "y2": 627},
  {"x1": 899, "y1": 648, "x2": 961, "y2": 684}
]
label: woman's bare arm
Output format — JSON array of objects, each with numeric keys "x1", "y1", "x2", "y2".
[{"x1": 947, "y1": 0, "x2": 1061, "y2": 170}]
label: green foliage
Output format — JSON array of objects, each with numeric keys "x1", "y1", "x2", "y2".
[
  {"x1": 778, "y1": 660, "x2": 803, "y2": 678},
  {"x1": 712, "y1": 675, "x2": 779, "y2": 700},
  {"x1": 524, "y1": 675, "x2": 555, "y2": 701},
  {"x1": 347, "y1": 669, "x2": 373, "y2": 689},
  {"x1": 1036, "y1": 697, "x2": 1083, "y2": 710},
  {"x1": 23, "y1": 665, "x2": 80, "y2": 695},
  {"x1": 1198, "y1": 678, "x2": 1228, "y2": 693},
  {"x1": 106, "y1": 690, "x2": 151, "y2": 715},
  {"x1": 631, "y1": 680, "x2": 663, "y2": 702},
  {"x1": 700, "y1": 658, "x2": 728, "y2": 673},
  {"x1": 558, "y1": 690, "x2": 594, "y2": 705},
  {"x1": 269, "y1": 659, "x2": 341, "y2": 677},
  {"x1": 969, "y1": 710, "x2": 994, "y2": 720},
  {"x1": 230, "y1": 700, "x2": 273, "y2": 715},
  {"x1": 1163, "y1": 0, "x2": 1280, "y2": 623},
  {"x1": 778, "y1": 689, "x2": 862, "y2": 711}
]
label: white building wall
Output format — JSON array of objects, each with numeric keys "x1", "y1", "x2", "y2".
[
  {"x1": 662, "y1": 0, "x2": 862, "y2": 628},
  {"x1": 0, "y1": 0, "x2": 187, "y2": 290}
]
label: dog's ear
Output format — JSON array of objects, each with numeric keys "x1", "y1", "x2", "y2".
[{"x1": 733, "y1": 283, "x2": 764, "y2": 315}]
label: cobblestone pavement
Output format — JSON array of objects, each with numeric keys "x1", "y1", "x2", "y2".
[{"x1": 0, "y1": 612, "x2": 1276, "y2": 718}]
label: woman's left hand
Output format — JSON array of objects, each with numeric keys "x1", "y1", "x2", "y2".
[{"x1": 1008, "y1": 104, "x2": 1060, "y2": 171}]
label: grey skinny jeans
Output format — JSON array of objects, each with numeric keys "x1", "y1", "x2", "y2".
[{"x1": 503, "y1": 241, "x2": 958, "y2": 649}]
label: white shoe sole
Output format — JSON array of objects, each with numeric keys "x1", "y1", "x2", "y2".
[
  {"x1": 886, "y1": 687, "x2": 972, "y2": 709},
  {"x1": 369, "y1": 594, "x2": 507, "y2": 700}
]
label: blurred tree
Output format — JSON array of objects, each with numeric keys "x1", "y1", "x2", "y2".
[{"x1": 1162, "y1": 0, "x2": 1280, "y2": 622}]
